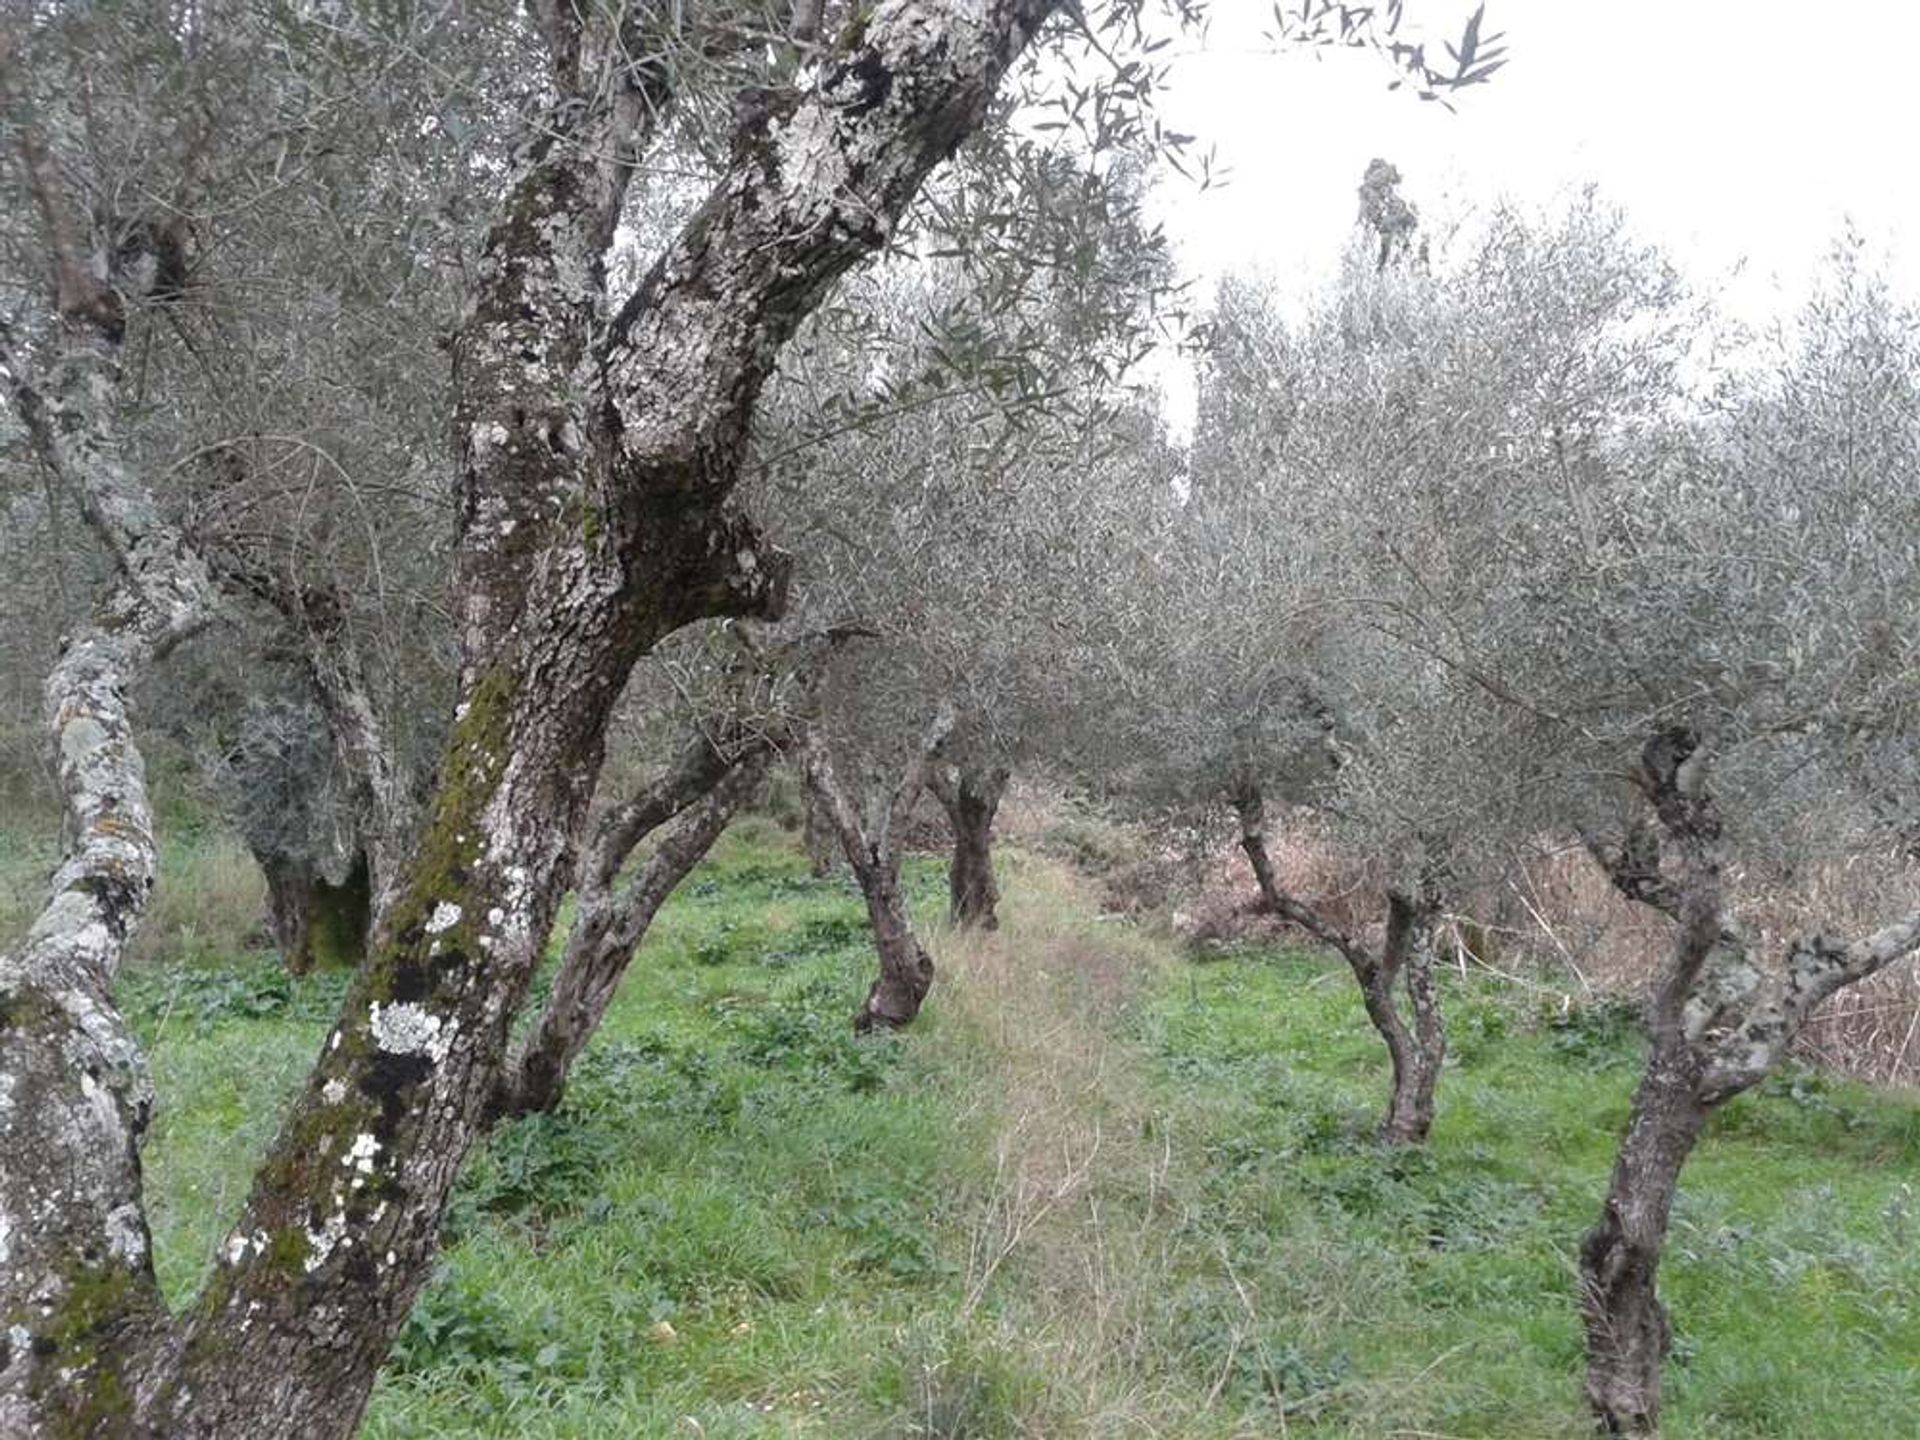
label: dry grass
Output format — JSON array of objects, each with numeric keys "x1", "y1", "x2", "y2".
[
  {"x1": 1505, "y1": 842, "x2": 1920, "y2": 1089},
  {"x1": 924, "y1": 854, "x2": 1271, "y2": 1436}
]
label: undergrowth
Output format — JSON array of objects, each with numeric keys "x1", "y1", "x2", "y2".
[{"x1": 121, "y1": 823, "x2": 1920, "y2": 1438}]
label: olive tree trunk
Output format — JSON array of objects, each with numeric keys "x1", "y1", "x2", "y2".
[
  {"x1": 259, "y1": 850, "x2": 374, "y2": 975},
  {"x1": 928, "y1": 763, "x2": 1008, "y2": 929},
  {"x1": 492, "y1": 747, "x2": 765, "y2": 1119},
  {"x1": 1579, "y1": 1048, "x2": 1709, "y2": 1434},
  {"x1": 1577, "y1": 727, "x2": 1920, "y2": 1434},
  {"x1": 0, "y1": 5, "x2": 1061, "y2": 1433},
  {"x1": 804, "y1": 708, "x2": 954, "y2": 1031},
  {"x1": 1233, "y1": 783, "x2": 1445, "y2": 1144}
]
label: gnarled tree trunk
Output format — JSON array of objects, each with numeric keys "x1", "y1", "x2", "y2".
[
  {"x1": 804, "y1": 709, "x2": 953, "y2": 1031},
  {"x1": 1577, "y1": 726, "x2": 1920, "y2": 1434},
  {"x1": 1234, "y1": 783, "x2": 1445, "y2": 1144},
  {"x1": 1579, "y1": 1047, "x2": 1709, "y2": 1434},
  {"x1": 848, "y1": 844, "x2": 936, "y2": 1031},
  {"x1": 929, "y1": 763, "x2": 1008, "y2": 929}
]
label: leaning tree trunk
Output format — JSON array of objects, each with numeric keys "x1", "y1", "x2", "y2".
[
  {"x1": 494, "y1": 753, "x2": 764, "y2": 1119},
  {"x1": 804, "y1": 712, "x2": 952, "y2": 1032},
  {"x1": 930, "y1": 764, "x2": 1008, "y2": 929},
  {"x1": 848, "y1": 846, "x2": 936, "y2": 1030},
  {"x1": 1579, "y1": 1046, "x2": 1709, "y2": 1435},
  {"x1": 1233, "y1": 785, "x2": 1444, "y2": 1144}
]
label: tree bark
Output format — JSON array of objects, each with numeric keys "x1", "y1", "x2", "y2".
[
  {"x1": 1233, "y1": 785, "x2": 1444, "y2": 1144},
  {"x1": 804, "y1": 710, "x2": 953, "y2": 1031},
  {"x1": 0, "y1": 242, "x2": 219, "y2": 1430},
  {"x1": 803, "y1": 779, "x2": 838, "y2": 877},
  {"x1": 929, "y1": 764, "x2": 1008, "y2": 929},
  {"x1": 1579, "y1": 1047, "x2": 1709, "y2": 1435}
]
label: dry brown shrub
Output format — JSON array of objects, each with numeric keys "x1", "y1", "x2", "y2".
[
  {"x1": 998, "y1": 782, "x2": 1920, "y2": 1088},
  {"x1": 1493, "y1": 844, "x2": 1920, "y2": 1090}
]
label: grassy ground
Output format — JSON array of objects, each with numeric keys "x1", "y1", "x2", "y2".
[{"x1": 112, "y1": 820, "x2": 1920, "y2": 1437}]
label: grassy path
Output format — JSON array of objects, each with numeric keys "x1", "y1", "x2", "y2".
[{"x1": 128, "y1": 824, "x2": 1920, "y2": 1437}]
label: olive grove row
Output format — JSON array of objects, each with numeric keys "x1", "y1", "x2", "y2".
[{"x1": 0, "y1": 2, "x2": 1911, "y2": 1436}]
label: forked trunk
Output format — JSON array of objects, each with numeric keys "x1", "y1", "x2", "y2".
[
  {"x1": 1572, "y1": 728, "x2": 1920, "y2": 1436},
  {"x1": 1579, "y1": 1049, "x2": 1709, "y2": 1434},
  {"x1": 850, "y1": 848, "x2": 935, "y2": 1031},
  {"x1": 494, "y1": 756, "x2": 761, "y2": 1119},
  {"x1": 933, "y1": 765, "x2": 1007, "y2": 930}
]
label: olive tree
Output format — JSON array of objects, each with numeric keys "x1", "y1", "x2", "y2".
[
  {"x1": 753, "y1": 271, "x2": 1137, "y2": 1021},
  {"x1": 1551, "y1": 259, "x2": 1920, "y2": 1435},
  {"x1": 1307, "y1": 208, "x2": 1919, "y2": 1428}
]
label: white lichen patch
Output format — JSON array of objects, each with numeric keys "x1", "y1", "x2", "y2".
[
  {"x1": 345, "y1": 1132, "x2": 380, "y2": 1175},
  {"x1": 104, "y1": 1203, "x2": 146, "y2": 1264},
  {"x1": 304, "y1": 1211, "x2": 349, "y2": 1273},
  {"x1": 424, "y1": 901, "x2": 463, "y2": 935},
  {"x1": 322, "y1": 1078, "x2": 348, "y2": 1105},
  {"x1": 221, "y1": 1229, "x2": 269, "y2": 1266},
  {"x1": 370, "y1": 1001, "x2": 454, "y2": 1062}
]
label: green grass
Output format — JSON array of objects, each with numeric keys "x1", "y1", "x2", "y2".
[
  {"x1": 1140, "y1": 952, "x2": 1920, "y2": 1437},
  {"x1": 116, "y1": 823, "x2": 1920, "y2": 1437}
]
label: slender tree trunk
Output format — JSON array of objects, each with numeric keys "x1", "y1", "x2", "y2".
[
  {"x1": 1232, "y1": 783, "x2": 1288, "y2": 915},
  {"x1": 1233, "y1": 786, "x2": 1444, "y2": 1144},
  {"x1": 1374, "y1": 891, "x2": 1444, "y2": 1145},
  {"x1": 494, "y1": 756, "x2": 762, "y2": 1119},
  {"x1": 931, "y1": 764, "x2": 1007, "y2": 929},
  {"x1": 848, "y1": 844, "x2": 936, "y2": 1031},
  {"x1": 1579, "y1": 1047, "x2": 1710, "y2": 1435},
  {"x1": 803, "y1": 713, "x2": 952, "y2": 1032}
]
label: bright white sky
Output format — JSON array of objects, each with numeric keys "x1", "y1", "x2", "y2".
[{"x1": 1145, "y1": 1, "x2": 1920, "y2": 429}]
